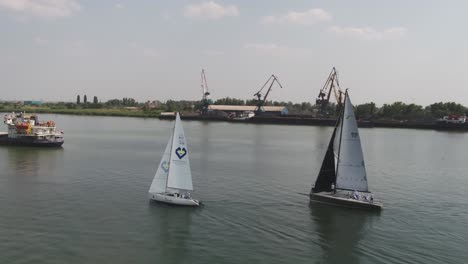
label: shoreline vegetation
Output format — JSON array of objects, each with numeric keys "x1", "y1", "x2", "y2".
[
  {"x1": 0, "y1": 107, "x2": 163, "y2": 118},
  {"x1": 1, "y1": 96, "x2": 467, "y2": 121}
]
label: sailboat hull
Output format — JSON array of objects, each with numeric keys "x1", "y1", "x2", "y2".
[
  {"x1": 149, "y1": 193, "x2": 200, "y2": 207},
  {"x1": 310, "y1": 192, "x2": 382, "y2": 210}
]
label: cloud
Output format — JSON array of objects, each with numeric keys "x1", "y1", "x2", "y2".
[
  {"x1": 0, "y1": 0, "x2": 80, "y2": 18},
  {"x1": 329, "y1": 26, "x2": 408, "y2": 40},
  {"x1": 184, "y1": 1, "x2": 239, "y2": 20},
  {"x1": 33, "y1": 36, "x2": 48, "y2": 45},
  {"x1": 142, "y1": 48, "x2": 158, "y2": 58},
  {"x1": 244, "y1": 42, "x2": 311, "y2": 57},
  {"x1": 261, "y1": 8, "x2": 331, "y2": 25},
  {"x1": 204, "y1": 49, "x2": 224, "y2": 56},
  {"x1": 129, "y1": 42, "x2": 159, "y2": 58},
  {"x1": 114, "y1": 3, "x2": 124, "y2": 9}
]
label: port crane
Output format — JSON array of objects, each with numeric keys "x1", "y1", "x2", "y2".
[
  {"x1": 200, "y1": 69, "x2": 212, "y2": 115},
  {"x1": 316, "y1": 67, "x2": 344, "y2": 115},
  {"x1": 253, "y1": 74, "x2": 283, "y2": 115}
]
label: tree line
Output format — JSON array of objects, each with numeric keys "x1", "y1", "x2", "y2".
[{"x1": 1, "y1": 96, "x2": 466, "y2": 120}]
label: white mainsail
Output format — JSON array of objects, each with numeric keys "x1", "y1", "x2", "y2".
[
  {"x1": 148, "y1": 135, "x2": 173, "y2": 194},
  {"x1": 166, "y1": 113, "x2": 193, "y2": 191},
  {"x1": 335, "y1": 93, "x2": 368, "y2": 192}
]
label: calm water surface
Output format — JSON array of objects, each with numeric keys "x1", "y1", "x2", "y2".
[{"x1": 0, "y1": 114, "x2": 467, "y2": 264}]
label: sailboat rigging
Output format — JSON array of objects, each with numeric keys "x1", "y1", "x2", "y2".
[
  {"x1": 148, "y1": 113, "x2": 200, "y2": 206},
  {"x1": 310, "y1": 90, "x2": 382, "y2": 210}
]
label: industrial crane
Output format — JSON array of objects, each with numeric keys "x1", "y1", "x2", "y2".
[
  {"x1": 253, "y1": 74, "x2": 283, "y2": 115},
  {"x1": 315, "y1": 67, "x2": 343, "y2": 115},
  {"x1": 200, "y1": 69, "x2": 212, "y2": 115}
]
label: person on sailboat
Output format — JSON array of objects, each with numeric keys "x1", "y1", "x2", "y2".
[
  {"x1": 331, "y1": 183, "x2": 335, "y2": 193},
  {"x1": 352, "y1": 190, "x2": 359, "y2": 200}
]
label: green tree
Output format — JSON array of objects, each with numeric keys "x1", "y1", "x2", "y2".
[
  {"x1": 427, "y1": 102, "x2": 467, "y2": 118},
  {"x1": 93, "y1": 96, "x2": 98, "y2": 104},
  {"x1": 76, "y1": 95, "x2": 80, "y2": 104},
  {"x1": 355, "y1": 102, "x2": 376, "y2": 119},
  {"x1": 84, "y1": 94, "x2": 87, "y2": 104}
]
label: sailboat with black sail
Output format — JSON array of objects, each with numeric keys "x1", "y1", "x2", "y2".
[
  {"x1": 310, "y1": 90, "x2": 382, "y2": 210},
  {"x1": 148, "y1": 113, "x2": 200, "y2": 206}
]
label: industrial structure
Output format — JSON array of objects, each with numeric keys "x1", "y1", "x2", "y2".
[
  {"x1": 200, "y1": 69, "x2": 213, "y2": 115},
  {"x1": 253, "y1": 74, "x2": 283, "y2": 115},
  {"x1": 315, "y1": 67, "x2": 343, "y2": 115},
  {"x1": 207, "y1": 105, "x2": 288, "y2": 118}
]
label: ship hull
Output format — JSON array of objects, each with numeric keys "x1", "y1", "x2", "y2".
[
  {"x1": 0, "y1": 134, "x2": 64, "y2": 147},
  {"x1": 310, "y1": 192, "x2": 382, "y2": 211},
  {"x1": 149, "y1": 193, "x2": 200, "y2": 207}
]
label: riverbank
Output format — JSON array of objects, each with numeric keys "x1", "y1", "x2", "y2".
[
  {"x1": 2, "y1": 107, "x2": 467, "y2": 131},
  {"x1": 159, "y1": 114, "x2": 468, "y2": 131},
  {"x1": 0, "y1": 107, "x2": 162, "y2": 118}
]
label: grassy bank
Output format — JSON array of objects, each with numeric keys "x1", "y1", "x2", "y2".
[{"x1": 0, "y1": 107, "x2": 163, "y2": 118}]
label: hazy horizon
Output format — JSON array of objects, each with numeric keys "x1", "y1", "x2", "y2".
[{"x1": 1, "y1": 0, "x2": 467, "y2": 106}]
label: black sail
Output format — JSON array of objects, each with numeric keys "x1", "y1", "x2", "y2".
[{"x1": 312, "y1": 125, "x2": 337, "y2": 193}]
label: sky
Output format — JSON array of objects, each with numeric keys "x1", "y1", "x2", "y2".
[{"x1": 0, "y1": 0, "x2": 467, "y2": 106}]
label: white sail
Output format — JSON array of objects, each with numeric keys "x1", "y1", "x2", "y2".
[
  {"x1": 148, "y1": 135, "x2": 173, "y2": 194},
  {"x1": 167, "y1": 113, "x2": 193, "y2": 191},
  {"x1": 335, "y1": 93, "x2": 368, "y2": 192}
]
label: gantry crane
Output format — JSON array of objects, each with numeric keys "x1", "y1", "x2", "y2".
[
  {"x1": 316, "y1": 67, "x2": 343, "y2": 115},
  {"x1": 253, "y1": 74, "x2": 283, "y2": 115}
]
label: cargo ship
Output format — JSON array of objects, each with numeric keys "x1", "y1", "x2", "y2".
[{"x1": 0, "y1": 112, "x2": 64, "y2": 147}]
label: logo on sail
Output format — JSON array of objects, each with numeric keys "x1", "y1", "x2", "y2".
[
  {"x1": 178, "y1": 135, "x2": 185, "y2": 145},
  {"x1": 175, "y1": 147, "x2": 187, "y2": 159},
  {"x1": 161, "y1": 161, "x2": 169, "y2": 172}
]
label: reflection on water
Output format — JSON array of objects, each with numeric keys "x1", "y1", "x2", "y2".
[
  {"x1": 150, "y1": 203, "x2": 194, "y2": 264},
  {"x1": 1, "y1": 115, "x2": 467, "y2": 263},
  {"x1": 199, "y1": 122, "x2": 211, "y2": 179},
  {"x1": 310, "y1": 202, "x2": 379, "y2": 264},
  {"x1": 6, "y1": 147, "x2": 63, "y2": 178}
]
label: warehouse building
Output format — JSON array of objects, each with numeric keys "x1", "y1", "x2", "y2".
[{"x1": 207, "y1": 105, "x2": 288, "y2": 116}]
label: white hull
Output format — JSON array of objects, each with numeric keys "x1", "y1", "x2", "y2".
[{"x1": 149, "y1": 193, "x2": 200, "y2": 207}]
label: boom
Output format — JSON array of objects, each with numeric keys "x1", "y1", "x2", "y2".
[
  {"x1": 253, "y1": 74, "x2": 283, "y2": 115},
  {"x1": 200, "y1": 69, "x2": 212, "y2": 115},
  {"x1": 316, "y1": 67, "x2": 343, "y2": 115}
]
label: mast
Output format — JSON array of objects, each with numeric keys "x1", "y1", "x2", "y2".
[
  {"x1": 334, "y1": 90, "x2": 346, "y2": 189},
  {"x1": 165, "y1": 113, "x2": 178, "y2": 192}
]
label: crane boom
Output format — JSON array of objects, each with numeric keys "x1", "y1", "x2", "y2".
[
  {"x1": 201, "y1": 69, "x2": 209, "y2": 99},
  {"x1": 316, "y1": 67, "x2": 343, "y2": 115},
  {"x1": 253, "y1": 74, "x2": 283, "y2": 115},
  {"x1": 200, "y1": 69, "x2": 212, "y2": 115}
]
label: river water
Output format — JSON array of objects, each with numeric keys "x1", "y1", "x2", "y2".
[{"x1": 0, "y1": 114, "x2": 466, "y2": 264}]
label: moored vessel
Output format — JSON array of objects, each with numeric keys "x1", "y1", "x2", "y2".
[{"x1": 0, "y1": 112, "x2": 64, "y2": 147}]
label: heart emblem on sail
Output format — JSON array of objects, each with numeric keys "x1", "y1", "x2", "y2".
[
  {"x1": 175, "y1": 147, "x2": 187, "y2": 159},
  {"x1": 161, "y1": 161, "x2": 169, "y2": 172}
]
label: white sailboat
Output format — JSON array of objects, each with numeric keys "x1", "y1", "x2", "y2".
[
  {"x1": 148, "y1": 113, "x2": 200, "y2": 206},
  {"x1": 310, "y1": 90, "x2": 382, "y2": 210}
]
